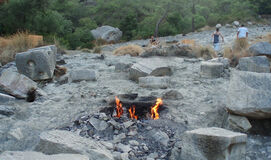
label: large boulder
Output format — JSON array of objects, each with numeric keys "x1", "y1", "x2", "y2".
[
  {"x1": 139, "y1": 76, "x2": 170, "y2": 89},
  {"x1": 129, "y1": 58, "x2": 172, "y2": 81},
  {"x1": 249, "y1": 42, "x2": 271, "y2": 57},
  {"x1": 200, "y1": 61, "x2": 224, "y2": 78},
  {"x1": 238, "y1": 56, "x2": 270, "y2": 73},
  {"x1": 35, "y1": 130, "x2": 114, "y2": 160},
  {"x1": 180, "y1": 127, "x2": 247, "y2": 160},
  {"x1": 227, "y1": 70, "x2": 271, "y2": 118},
  {"x1": 91, "y1": 26, "x2": 122, "y2": 42},
  {"x1": 232, "y1": 21, "x2": 240, "y2": 27},
  {"x1": 216, "y1": 24, "x2": 222, "y2": 28},
  {"x1": 0, "y1": 151, "x2": 89, "y2": 160},
  {"x1": 15, "y1": 45, "x2": 57, "y2": 80},
  {"x1": 0, "y1": 70, "x2": 37, "y2": 98}
]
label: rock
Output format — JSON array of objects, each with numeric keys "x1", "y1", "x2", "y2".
[
  {"x1": 15, "y1": 45, "x2": 56, "y2": 80},
  {"x1": 200, "y1": 61, "x2": 224, "y2": 78},
  {"x1": 7, "y1": 128, "x2": 24, "y2": 140},
  {"x1": 225, "y1": 24, "x2": 231, "y2": 28},
  {"x1": 116, "y1": 143, "x2": 131, "y2": 153},
  {"x1": 0, "y1": 105, "x2": 15, "y2": 116},
  {"x1": 115, "y1": 62, "x2": 132, "y2": 72},
  {"x1": 224, "y1": 114, "x2": 252, "y2": 132},
  {"x1": 129, "y1": 140, "x2": 139, "y2": 146},
  {"x1": 227, "y1": 70, "x2": 271, "y2": 118},
  {"x1": 233, "y1": 21, "x2": 240, "y2": 27},
  {"x1": 140, "y1": 47, "x2": 165, "y2": 57},
  {"x1": 113, "y1": 133, "x2": 126, "y2": 143},
  {"x1": 35, "y1": 130, "x2": 113, "y2": 160},
  {"x1": 129, "y1": 58, "x2": 172, "y2": 81},
  {"x1": 249, "y1": 42, "x2": 271, "y2": 57},
  {"x1": 139, "y1": 76, "x2": 170, "y2": 89},
  {"x1": 123, "y1": 121, "x2": 134, "y2": 128},
  {"x1": 247, "y1": 21, "x2": 253, "y2": 25},
  {"x1": 0, "y1": 70, "x2": 37, "y2": 98},
  {"x1": 180, "y1": 127, "x2": 247, "y2": 160},
  {"x1": 238, "y1": 56, "x2": 270, "y2": 73},
  {"x1": 216, "y1": 24, "x2": 222, "y2": 28},
  {"x1": 100, "y1": 141, "x2": 114, "y2": 150},
  {"x1": 165, "y1": 44, "x2": 195, "y2": 57},
  {"x1": 148, "y1": 129, "x2": 169, "y2": 147},
  {"x1": 0, "y1": 151, "x2": 89, "y2": 160},
  {"x1": 89, "y1": 117, "x2": 108, "y2": 131},
  {"x1": 127, "y1": 130, "x2": 137, "y2": 136},
  {"x1": 162, "y1": 90, "x2": 183, "y2": 100},
  {"x1": 69, "y1": 69, "x2": 96, "y2": 82},
  {"x1": 0, "y1": 93, "x2": 16, "y2": 103},
  {"x1": 208, "y1": 57, "x2": 230, "y2": 69},
  {"x1": 91, "y1": 26, "x2": 122, "y2": 42}
]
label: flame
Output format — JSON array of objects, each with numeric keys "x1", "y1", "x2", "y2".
[
  {"x1": 129, "y1": 105, "x2": 138, "y2": 120},
  {"x1": 151, "y1": 98, "x2": 163, "y2": 120},
  {"x1": 115, "y1": 96, "x2": 123, "y2": 118}
]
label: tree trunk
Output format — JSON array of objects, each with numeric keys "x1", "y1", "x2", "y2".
[{"x1": 154, "y1": 3, "x2": 170, "y2": 38}]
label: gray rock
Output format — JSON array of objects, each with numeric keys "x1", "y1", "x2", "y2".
[
  {"x1": 162, "y1": 90, "x2": 183, "y2": 100},
  {"x1": 148, "y1": 129, "x2": 169, "y2": 147},
  {"x1": 225, "y1": 24, "x2": 232, "y2": 28},
  {"x1": 208, "y1": 57, "x2": 230, "y2": 69},
  {"x1": 139, "y1": 76, "x2": 170, "y2": 89},
  {"x1": 224, "y1": 114, "x2": 252, "y2": 132},
  {"x1": 113, "y1": 133, "x2": 126, "y2": 143},
  {"x1": 129, "y1": 58, "x2": 172, "y2": 81},
  {"x1": 91, "y1": 26, "x2": 122, "y2": 42},
  {"x1": 216, "y1": 24, "x2": 222, "y2": 28},
  {"x1": 0, "y1": 105, "x2": 15, "y2": 116},
  {"x1": 15, "y1": 45, "x2": 56, "y2": 80},
  {"x1": 129, "y1": 140, "x2": 139, "y2": 146},
  {"x1": 0, "y1": 70, "x2": 37, "y2": 98},
  {"x1": 35, "y1": 130, "x2": 113, "y2": 160},
  {"x1": 200, "y1": 61, "x2": 224, "y2": 78},
  {"x1": 181, "y1": 127, "x2": 247, "y2": 160},
  {"x1": 116, "y1": 143, "x2": 131, "y2": 153},
  {"x1": 0, "y1": 93, "x2": 16, "y2": 103},
  {"x1": 227, "y1": 70, "x2": 271, "y2": 118},
  {"x1": 115, "y1": 62, "x2": 132, "y2": 72},
  {"x1": 89, "y1": 117, "x2": 108, "y2": 131},
  {"x1": 247, "y1": 21, "x2": 253, "y2": 25},
  {"x1": 0, "y1": 151, "x2": 89, "y2": 160},
  {"x1": 140, "y1": 47, "x2": 165, "y2": 57},
  {"x1": 165, "y1": 44, "x2": 195, "y2": 57},
  {"x1": 233, "y1": 21, "x2": 240, "y2": 27},
  {"x1": 249, "y1": 42, "x2": 271, "y2": 56},
  {"x1": 238, "y1": 56, "x2": 270, "y2": 73},
  {"x1": 69, "y1": 70, "x2": 96, "y2": 82}
]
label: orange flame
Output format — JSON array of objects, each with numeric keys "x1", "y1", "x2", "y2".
[
  {"x1": 129, "y1": 105, "x2": 138, "y2": 120},
  {"x1": 151, "y1": 98, "x2": 163, "y2": 120},
  {"x1": 115, "y1": 96, "x2": 123, "y2": 118}
]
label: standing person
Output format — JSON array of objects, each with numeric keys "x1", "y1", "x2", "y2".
[
  {"x1": 237, "y1": 24, "x2": 248, "y2": 39},
  {"x1": 212, "y1": 28, "x2": 224, "y2": 52}
]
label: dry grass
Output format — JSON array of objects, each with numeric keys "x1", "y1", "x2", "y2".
[
  {"x1": 232, "y1": 38, "x2": 249, "y2": 51},
  {"x1": 223, "y1": 46, "x2": 251, "y2": 67},
  {"x1": 113, "y1": 45, "x2": 144, "y2": 57},
  {"x1": 0, "y1": 31, "x2": 43, "y2": 65},
  {"x1": 93, "y1": 46, "x2": 102, "y2": 53},
  {"x1": 191, "y1": 45, "x2": 217, "y2": 60},
  {"x1": 180, "y1": 39, "x2": 196, "y2": 46}
]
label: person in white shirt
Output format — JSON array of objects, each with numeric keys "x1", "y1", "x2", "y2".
[{"x1": 237, "y1": 24, "x2": 248, "y2": 39}]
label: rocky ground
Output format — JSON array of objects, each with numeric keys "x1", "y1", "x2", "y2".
[{"x1": 0, "y1": 24, "x2": 271, "y2": 160}]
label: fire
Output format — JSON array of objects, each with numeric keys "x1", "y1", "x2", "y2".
[
  {"x1": 129, "y1": 105, "x2": 138, "y2": 120},
  {"x1": 151, "y1": 98, "x2": 163, "y2": 120},
  {"x1": 115, "y1": 96, "x2": 123, "y2": 118}
]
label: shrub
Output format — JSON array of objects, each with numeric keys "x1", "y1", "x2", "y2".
[
  {"x1": 232, "y1": 38, "x2": 249, "y2": 51},
  {"x1": 223, "y1": 46, "x2": 251, "y2": 67},
  {"x1": 191, "y1": 45, "x2": 217, "y2": 60},
  {"x1": 113, "y1": 45, "x2": 144, "y2": 56},
  {"x1": 93, "y1": 46, "x2": 102, "y2": 53}
]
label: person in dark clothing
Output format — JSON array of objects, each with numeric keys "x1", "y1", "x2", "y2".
[{"x1": 212, "y1": 28, "x2": 224, "y2": 52}]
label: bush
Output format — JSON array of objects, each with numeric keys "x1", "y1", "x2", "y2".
[
  {"x1": 233, "y1": 38, "x2": 249, "y2": 51},
  {"x1": 113, "y1": 45, "x2": 144, "y2": 56},
  {"x1": 223, "y1": 46, "x2": 251, "y2": 67},
  {"x1": 191, "y1": 45, "x2": 217, "y2": 60}
]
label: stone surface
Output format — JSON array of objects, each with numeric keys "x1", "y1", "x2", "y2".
[
  {"x1": 249, "y1": 42, "x2": 271, "y2": 56},
  {"x1": 181, "y1": 127, "x2": 247, "y2": 160},
  {"x1": 89, "y1": 117, "x2": 108, "y2": 131},
  {"x1": 69, "y1": 69, "x2": 96, "y2": 82},
  {"x1": 15, "y1": 45, "x2": 56, "y2": 80},
  {"x1": 208, "y1": 57, "x2": 230, "y2": 69},
  {"x1": 162, "y1": 90, "x2": 183, "y2": 100},
  {"x1": 129, "y1": 58, "x2": 172, "y2": 81},
  {"x1": 238, "y1": 56, "x2": 270, "y2": 73},
  {"x1": 0, "y1": 151, "x2": 89, "y2": 160},
  {"x1": 35, "y1": 130, "x2": 113, "y2": 160},
  {"x1": 91, "y1": 26, "x2": 122, "y2": 42},
  {"x1": 200, "y1": 61, "x2": 224, "y2": 78},
  {"x1": 0, "y1": 70, "x2": 37, "y2": 98},
  {"x1": 148, "y1": 129, "x2": 169, "y2": 147},
  {"x1": 227, "y1": 70, "x2": 271, "y2": 118},
  {"x1": 0, "y1": 105, "x2": 15, "y2": 116},
  {"x1": 233, "y1": 21, "x2": 240, "y2": 27},
  {"x1": 115, "y1": 62, "x2": 132, "y2": 72},
  {"x1": 224, "y1": 114, "x2": 252, "y2": 132},
  {"x1": 139, "y1": 76, "x2": 170, "y2": 89},
  {"x1": 216, "y1": 24, "x2": 222, "y2": 28},
  {"x1": 0, "y1": 93, "x2": 15, "y2": 103}
]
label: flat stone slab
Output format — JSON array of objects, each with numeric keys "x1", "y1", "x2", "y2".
[
  {"x1": 0, "y1": 70, "x2": 37, "y2": 98},
  {"x1": 227, "y1": 70, "x2": 271, "y2": 118},
  {"x1": 200, "y1": 61, "x2": 224, "y2": 78},
  {"x1": 0, "y1": 93, "x2": 15, "y2": 103},
  {"x1": 139, "y1": 76, "x2": 170, "y2": 89},
  {"x1": 69, "y1": 69, "x2": 96, "y2": 82},
  {"x1": 35, "y1": 130, "x2": 113, "y2": 160},
  {"x1": 0, "y1": 151, "x2": 89, "y2": 160},
  {"x1": 224, "y1": 114, "x2": 252, "y2": 132},
  {"x1": 181, "y1": 127, "x2": 247, "y2": 160},
  {"x1": 238, "y1": 56, "x2": 270, "y2": 73}
]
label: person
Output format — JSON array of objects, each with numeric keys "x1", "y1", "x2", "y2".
[
  {"x1": 212, "y1": 28, "x2": 224, "y2": 52},
  {"x1": 149, "y1": 36, "x2": 159, "y2": 46},
  {"x1": 237, "y1": 24, "x2": 248, "y2": 39}
]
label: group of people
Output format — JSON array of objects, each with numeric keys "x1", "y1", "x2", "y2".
[{"x1": 212, "y1": 24, "x2": 249, "y2": 52}]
